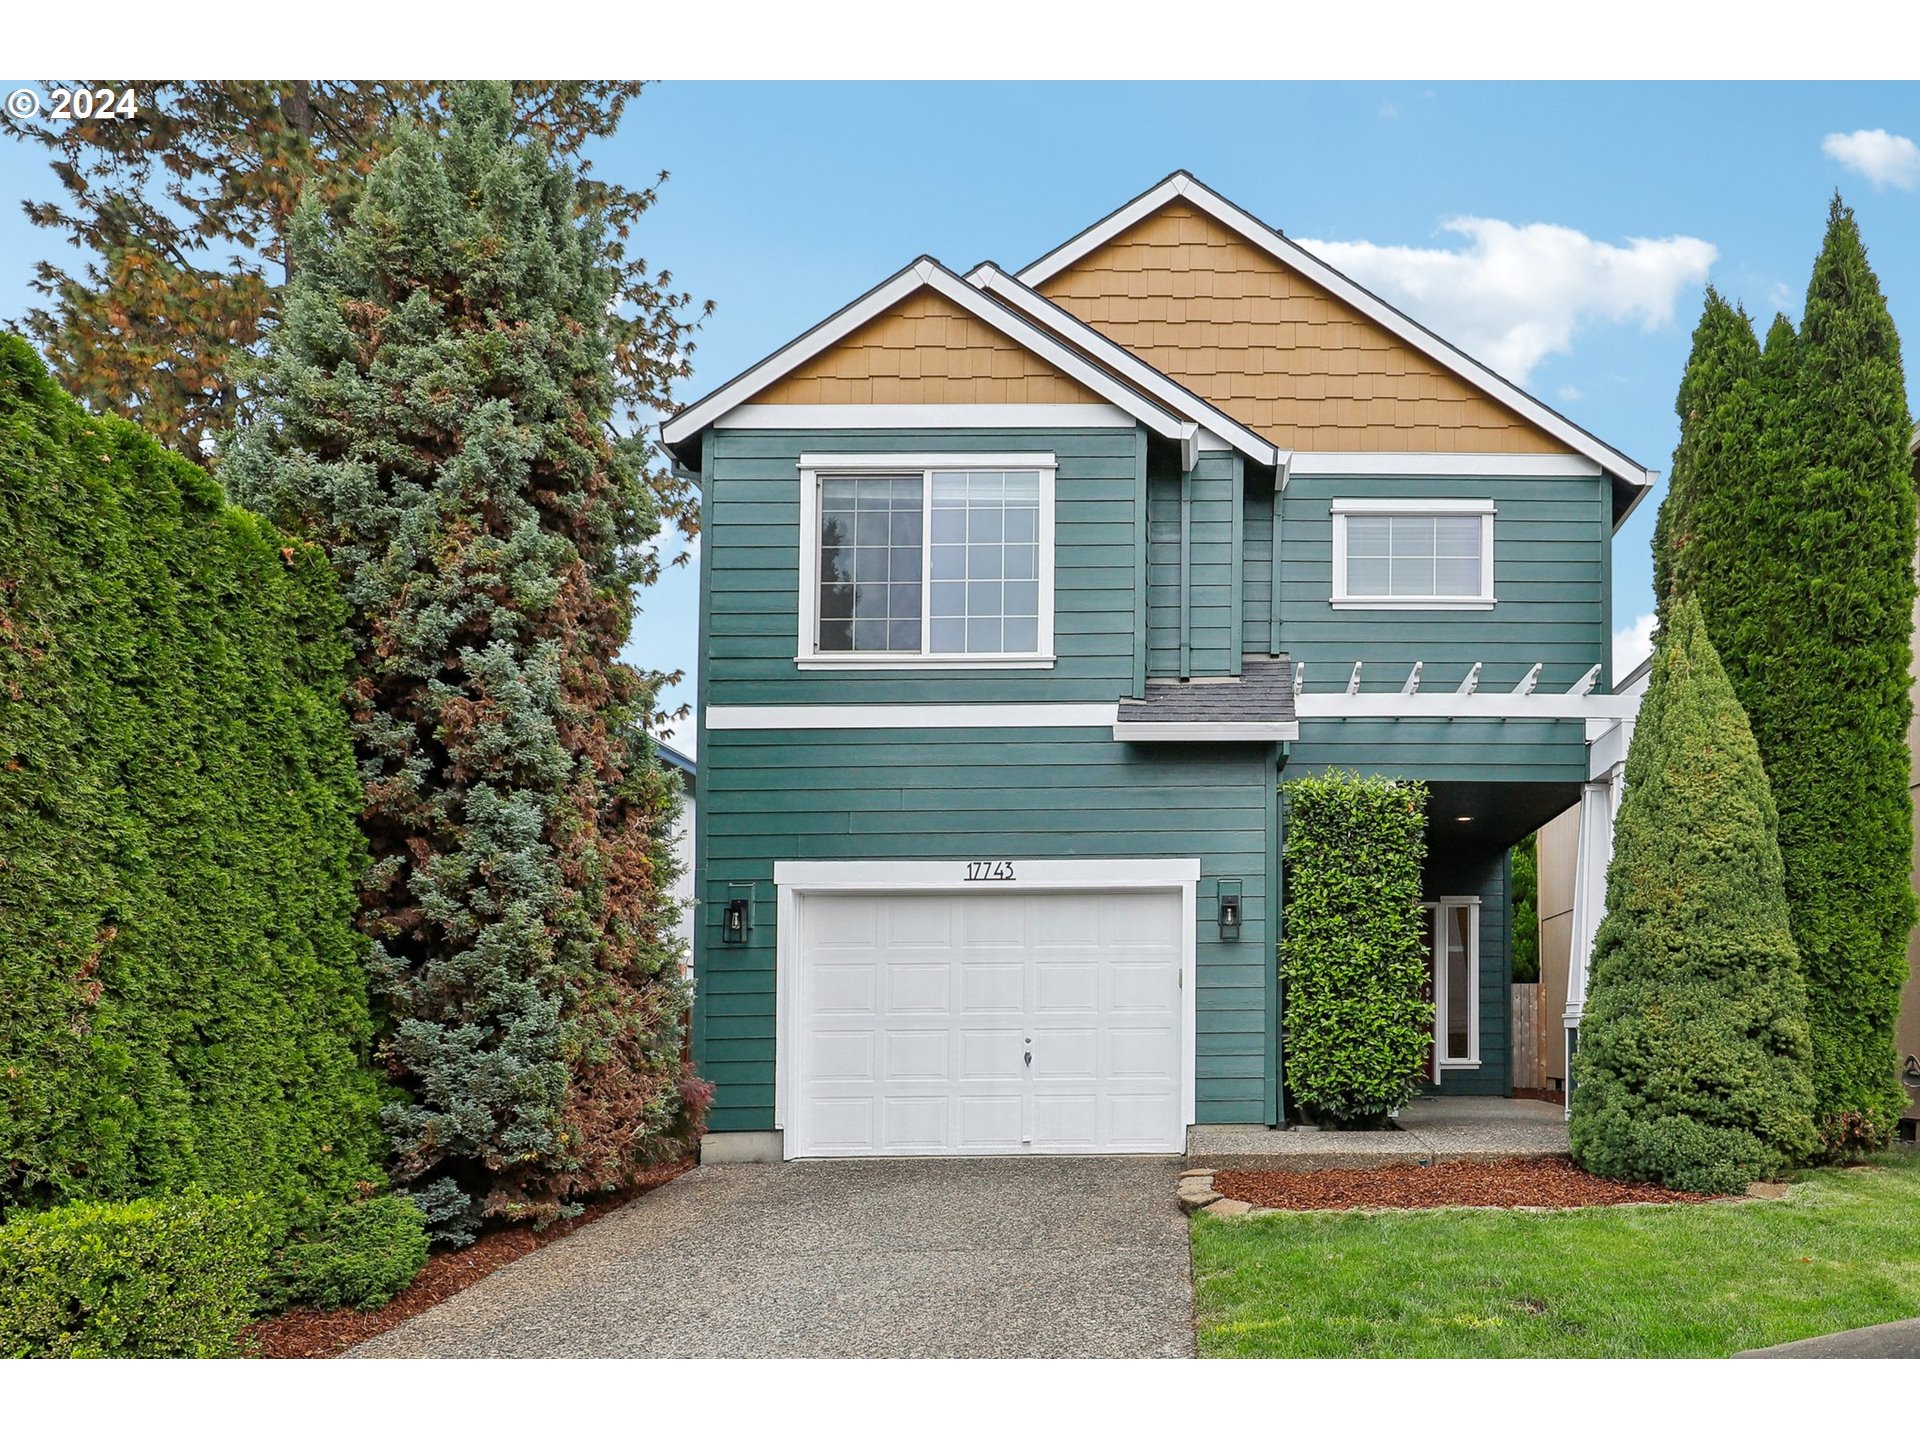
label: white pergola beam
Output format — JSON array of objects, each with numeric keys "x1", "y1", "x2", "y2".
[
  {"x1": 1346, "y1": 660, "x2": 1363, "y2": 695},
  {"x1": 1512, "y1": 662, "x2": 1543, "y2": 696},
  {"x1": 1293, "y1": 661, "x2": 1304, "y2": 696},
  {"x1": 1568, "y1": 663, "x2": 1601, "y2": 696},
  {"x1": 1400, "y1": 660, "x2": 1423, "y2": 696},
  {"x1": 1456, "y1": 661, "x2": 1482, "y2": 696}
]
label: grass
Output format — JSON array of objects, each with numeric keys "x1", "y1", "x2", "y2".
[{"x1": 1191, "y1": 1148, "x2": 1920, "y2": 1357}]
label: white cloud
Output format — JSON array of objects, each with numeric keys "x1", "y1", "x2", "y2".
[
  {"x1": 1822, "y1": 129, "x2": 1920, "y2": 190},
  {"x1": 1297, "y1": 219, "x2": 1717, "y2": 384},
  {"x1": 1614, "y1": 612, "x2": 1658, "y2": 679},
  {"x1": 1557, "y1": 385, "x2": 1583, "y2": 402}
]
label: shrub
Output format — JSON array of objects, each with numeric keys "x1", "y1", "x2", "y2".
[
  {"x1": 1280, "y1": 770, "x2": 1432, "y2": 1127},
  {"x1": 1510, "y1": 835, "x2": 1540, "y2": 984},
  {"x1": 263, "y1": 1194, "x2": 430, "y2": 1313},
  {"x1": 1570, "y1": 599, "x2": 1818, "y2": 1192},
  {"x1": 0, "y1": 335, "x2": 387, "y2": 1215},
  {"x1": 0, "y1": 1194, "x2": 273, "y2": 1357}
]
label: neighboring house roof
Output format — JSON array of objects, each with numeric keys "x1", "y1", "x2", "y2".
[
  {"x1": 656, "y1": 740, "x2": 696, "y2": 781},
  {"x1": 661, "y1": 256, "x2": 1206, "y2": 468},
  {"x1": 1016, "y1": 172, "x2": 1658, "y2": 513},
  {"x1": 1112, "y1": 657, "x2": 1299, "y2": 741}
]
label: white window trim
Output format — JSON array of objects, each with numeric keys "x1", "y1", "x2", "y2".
[
  {"x1": 796, "y1": 452, "x2": 1057, "y2": 670},
  {"x1": 1425, "y1": 896, "x2": 1482, "y2": 1074},
  {"x1": 771, "y1": 857, "x2": 1200, "y2": 1157},
  {"x1": 1331, "y1": 499, "x2": 1496, "y2": 610}
]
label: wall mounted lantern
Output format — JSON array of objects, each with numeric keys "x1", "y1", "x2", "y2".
[{"x1": 1217, "y1": 879, "x2": 1243, "y2": 941}]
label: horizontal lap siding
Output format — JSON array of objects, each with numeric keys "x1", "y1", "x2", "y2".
[
  {"x1": 706, "y1": 427, "x2": 1144, "y2": 703},
  {"x1": 1146, "y1": 452, "x2": 1240, "y2": 678},
  {"x1": 696, "y1": 728, "x2": 1276, "y2": 1131},
  {"x1": 1282, "y1": 471, "x2": 1607, "y2": 783}
]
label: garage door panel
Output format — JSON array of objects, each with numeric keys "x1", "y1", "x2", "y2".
[
  {"x1": 883, "y1": 1029, "x2": 949, "y2": 1081},
  {"x1": 795, "y1": 888, "x2": 1185, "y2": 1157}
]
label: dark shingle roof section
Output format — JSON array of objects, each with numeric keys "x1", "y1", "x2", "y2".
[{"x1": 1115, "y1": 657, "x2": 1296, "y2": 730}]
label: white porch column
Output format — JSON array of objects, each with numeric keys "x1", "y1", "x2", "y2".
[{"x1": 1564, "y1": 755, "x2": 1627, "y2": 1102}]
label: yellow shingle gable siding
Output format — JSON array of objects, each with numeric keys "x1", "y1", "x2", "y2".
[
  {"x1": 1036, "y1": 201, "x2": 1573, "y2": 455},
  {"x1": 750, "y1": 289, "x2": 1102, "y2": 406}
]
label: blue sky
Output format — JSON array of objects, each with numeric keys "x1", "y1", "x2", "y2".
[{"x1": 5, "y1": 81, "x2": 1918, "y2": 750}]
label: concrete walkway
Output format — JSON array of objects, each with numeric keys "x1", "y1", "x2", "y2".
[
  {"x1": 1187, "y1": 1096, "x2": 1570, "y2": 1170},
  {"x1": 1737, "y1": 1318, "x2": 1920, "y2": 1358},
  {"x1": 351, "y1": 1157, "x2": 1193, "y2": 1359}
]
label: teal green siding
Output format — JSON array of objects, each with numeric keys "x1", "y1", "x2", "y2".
[
  {"x1": 695, "y1": 726, "x2": 1276, "y2": 1132},
  {"x1": 1280, "y1": 472, "x2": 1610, "y2": 695},
  {"x1": 706, "y1": 427, "x2": 1144, "y2": 704},
  {"x1": 1147, "y1": 450, "x2": 1241, "y2": 678},
  {"x1": 1242, "y1": 470, "x2": 1277, "y2": 658}
]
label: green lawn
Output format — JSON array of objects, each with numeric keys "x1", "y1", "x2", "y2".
[{"x1": 1191, "y1": 1149, "x2": 1920, "y2": 1357}]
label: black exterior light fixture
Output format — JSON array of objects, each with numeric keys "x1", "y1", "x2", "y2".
[
  {"x1": 1217, "y1": 879, "x2": 1243, "y2": 941},
  {"x1": 722, "y1": 896, "x2": 750, "y2": 945}
]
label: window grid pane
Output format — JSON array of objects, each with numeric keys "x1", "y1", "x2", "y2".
[
  {"x1": 818, "y1": 476, "x2": 923, "y2": 652},
  {"x1": 929, "y1": 469, "x2": 1041, "y2": 654},
  {"x1": 1344, "y1": 512, "x2": 1486, "y2": 598}
]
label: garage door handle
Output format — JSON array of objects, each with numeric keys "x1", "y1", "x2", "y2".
[{"x1": 1024, "y1": 1051, "x2": 1032, "y2": 1068}]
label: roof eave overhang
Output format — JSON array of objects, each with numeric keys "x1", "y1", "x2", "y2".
[
  {"x1": 658, "y1": 256, "x2": 1193, "y2": 461},
  {"x1": 1018, "y1": 171, "x2": 1659, "y2": 512}
]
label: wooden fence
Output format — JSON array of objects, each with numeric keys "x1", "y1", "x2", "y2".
[{"x1": 1511, "y1": 983, "x2": 1544, "y2": 1092}]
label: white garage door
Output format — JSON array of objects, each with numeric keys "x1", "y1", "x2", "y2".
[{"x1": 790, "y1": 888, "x2": 1185, "y2": 1157}]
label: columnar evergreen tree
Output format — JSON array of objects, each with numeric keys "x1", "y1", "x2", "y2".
[
  {"x1": 1648, "y1": 198, "x2": 1914, "y2": 1153},
  {"x1": 226, "y1": 83, "x2": 703, "y2": 1241},
  {"x1": 1570, "y1": 599, "x2": 1817, "y2": 1192}
]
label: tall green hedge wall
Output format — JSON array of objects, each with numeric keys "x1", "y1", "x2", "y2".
[{"x1": 0, "y1": 334, "x2": 385, "y2": 1215}]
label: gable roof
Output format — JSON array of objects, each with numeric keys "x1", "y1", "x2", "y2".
[
  {"x1": 660, "y1": 256, "x2": 1202, "y2": 468},
  {"x1": 965, "y1": 262, "x2": 1281, "y2": 468},
  {"x1": 1018, "y1": 171, "x2": 1659, "y2": 510}
]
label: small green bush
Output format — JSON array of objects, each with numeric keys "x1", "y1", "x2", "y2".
[
  {"x1": 263, "y1": 1194, "x2": 430, "y2": 1312},
  {"x1": 1280, "y1": 770, "x2": 1432, "y2": 1127},
  {"x1": 0, "y1": 1194, "x2": 272, "y2": 1357},
  {"x1": 1570, "y1": 599, "x2": 1818, "y2": 1192}
]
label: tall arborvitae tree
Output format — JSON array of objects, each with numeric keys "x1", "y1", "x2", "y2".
[
  {"x1": 1650, "y1": 199, "x2": 1914, "y2": 1153},
  {"x1": 1760, "y1": 199, "x2": 1916, "y2": 1149},
  {"x1": 1570, "y1": 599, "x2": 1817, "y2": 1193},
  {"x1": 1650, "y1": 288, "x2": 1763, "y2": 632},
  {"x1": 226, "y1": 83, "x2": 704, "y2": 1242}
]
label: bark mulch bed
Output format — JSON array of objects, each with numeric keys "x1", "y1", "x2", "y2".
[
  {"x1": 241, "y1": 1156, "x2": 694, "y2": 1358},
  {"x1": 1212, "y1": 1156, "x2": 1723, "y2": 1212}
]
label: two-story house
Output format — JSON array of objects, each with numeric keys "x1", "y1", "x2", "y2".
[{"x1": 662, "y1": 174, "x2": 1651, "y2": 1162}]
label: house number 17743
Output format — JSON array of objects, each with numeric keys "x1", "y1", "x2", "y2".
[{"x1": 964, "y1": 860, "x2": 1016, "y2": 882}]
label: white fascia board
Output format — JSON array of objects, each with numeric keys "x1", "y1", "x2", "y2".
[
  {"x1": 1297, "y1": 453, "x2": 1600, "y2": 479},
  {"x1": 707, "y1": 702, "x2": 1119, "y2": 731},
  {"x1": 1016, "y1": 173, "x2": 1657, "y2": 492},
  {"x1": 1331, "y1": 497, "x2": 1497, "y2": 514},
  {"x1": 1295, "y1": 693, "x2": 1642, "y2": 721},
  {"x1": 716, "y1": 403, "x2": 1132, "y2": 430},
  {"x1": 965, "y1": 263, "x2": 1279, "y2": 469},
  {"x1": 661, "y1": 257, "x2": 1187, "y2": 450},
  {"x1": 1112, "y1": 722, "x2": 1299, "y2": 742}
]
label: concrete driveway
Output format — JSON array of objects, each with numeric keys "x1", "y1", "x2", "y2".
[{"x1": 350, "y1": 1157, "x2": 1193, "y2": 1358}]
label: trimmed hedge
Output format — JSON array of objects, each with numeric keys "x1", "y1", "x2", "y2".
[
  {"x1": 1570, "y1": 599, "x2": 1818, "y2": 1192},
  {"x1": 0, "y1": 334, "x2": 386, "y2": 1214},
  {"x1": 1280, "y1": 770, "x2": 1432, "y2": 1126},
  {"x1": 0, "y1": 1195, "x2": 274, "y2": 1357},
  {"x1": 263, "y1": 1194, "x2": 430, "y2": 1313}
]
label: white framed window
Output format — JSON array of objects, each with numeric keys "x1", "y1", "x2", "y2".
[
  {"x1": 1421, "y1": 896, "x2": 1482, "y2": 1074},
  {"x1": 796, "y1": 452, "x2": 1056, "y2": 669},
  {"x1": 1331, "y1": 498, "x2": 1495, "y2": 609}
]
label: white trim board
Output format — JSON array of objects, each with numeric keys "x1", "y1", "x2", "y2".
[
  {"x1": 660, "y1": 256, "x2": 1189, "y2": 454},
  {"x1": 706, "y1": 703, "x2": 1120, "y2": 731},
  {"x1": 1295, "y1": 693, "x2": 1640, "y2": 720},
  {"x1": 1014, "y1": 172, "x2": 1657, "y2": 494},
  {"x1": 1331, "y1": 503, "x2": 1497, "y2": 610},
  {"x1": 965, "y1": 263, "x2": 1280, "y2": 469},
  {"x1": 771, "y1": 857, "x2": 1201, "y2": 1154},
  {"x1": 717, "y1": 404, "x2": 1133, "y2": 431},
  {"x1": 795, "y1": 453, "x2": 1058, "y2": 670},
  {"x1": 1290, "y1": 453, "x2": 1601, "y2": 479},
  {"x1": 1111, "y1": 722, "x2": 1299, "y2": 742}
]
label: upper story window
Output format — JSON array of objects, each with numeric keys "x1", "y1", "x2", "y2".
[
  {"x1": 798, "y1": 453, "x2": 1056, "y2": 668},
  {"x1": 1330, "y1": 498, "x2": 1495, "y2": 610}
]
